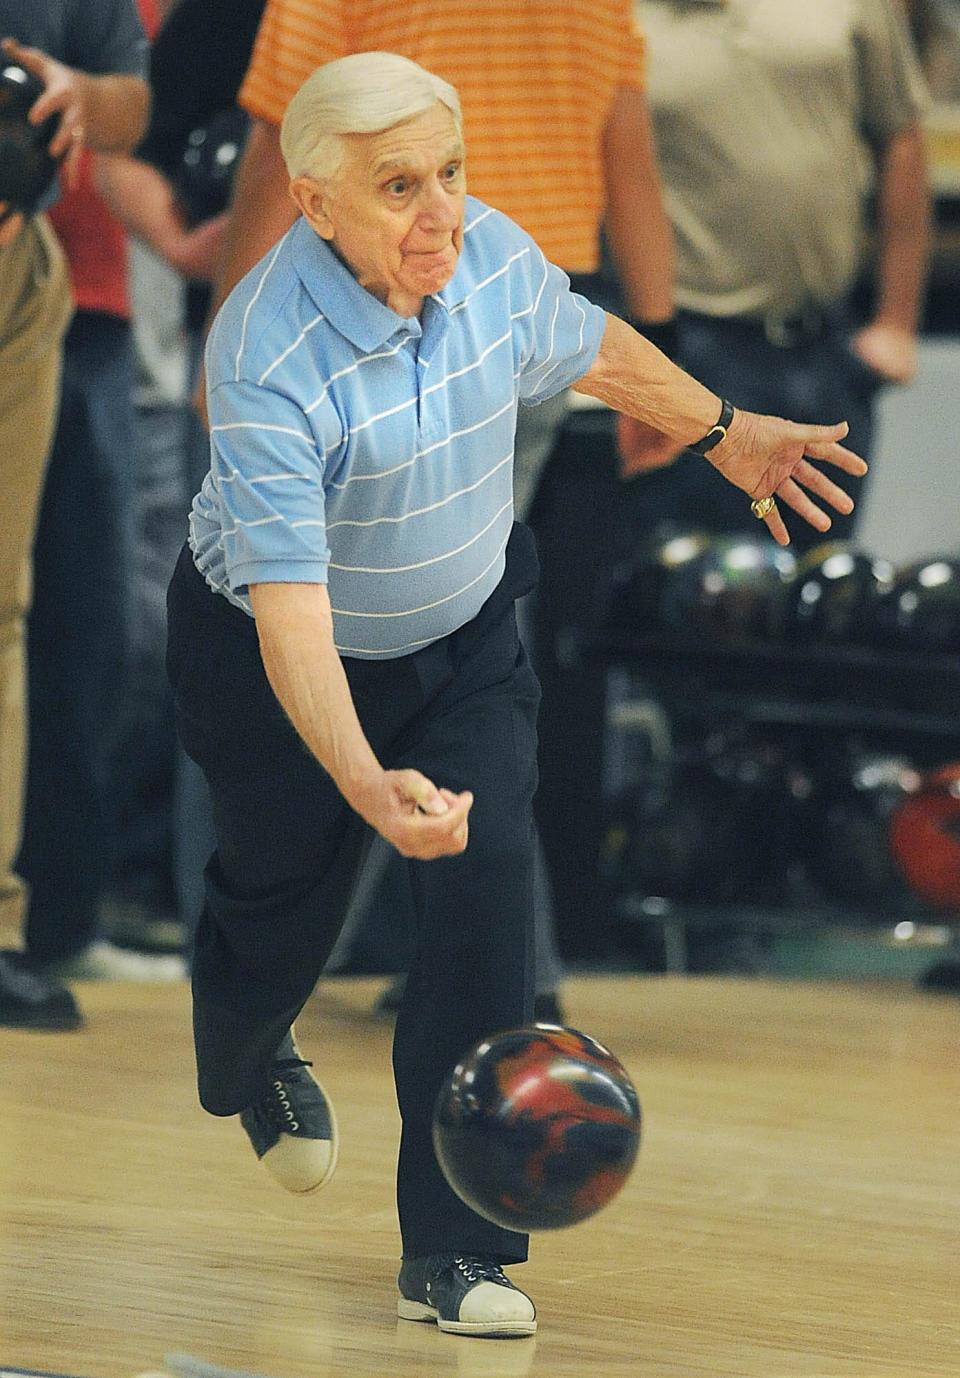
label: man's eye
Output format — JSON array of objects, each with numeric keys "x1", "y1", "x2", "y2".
[
  {"x1": 443, "y1": 164, "x2": 461, "y2": 182},
  {"x1": 386, "y1": 180, "x2": 409, "y2": 196}
]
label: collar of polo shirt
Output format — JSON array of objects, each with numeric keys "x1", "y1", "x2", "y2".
[{"x1": 292, "y1": 219, "x2": 469, "y2": 354}]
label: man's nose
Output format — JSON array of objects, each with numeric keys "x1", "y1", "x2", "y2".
[{"x1": 419, "y1": 180, "x2": 460, "y2": 229}]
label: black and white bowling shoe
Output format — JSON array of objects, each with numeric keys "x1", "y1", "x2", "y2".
[
  {"x1": 398, "y1": 1254, "x2": 537, "y2": 1337},
  {"x1": 239, "y1": 1030, "x2": 338, "y2": 1193}
]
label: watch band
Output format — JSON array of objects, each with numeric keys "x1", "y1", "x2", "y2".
[{"x1": 687, "y1": 398, "x2": 735, "y2": 456}]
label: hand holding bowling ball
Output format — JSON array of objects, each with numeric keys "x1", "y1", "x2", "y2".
[{"x1": 433, "y1": 1024, "x2": 641, "y2": 1232}]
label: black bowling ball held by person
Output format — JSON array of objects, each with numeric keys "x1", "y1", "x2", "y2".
[
  {"x1": 0, "y1": 60, "x2": 60, "y2": 218},
  {"x1": 0, "y1": 35, "x2": 112, "y2": 242},
  {"x1": 166, "y1": 52, "x2": 869, "y2": 1340}
]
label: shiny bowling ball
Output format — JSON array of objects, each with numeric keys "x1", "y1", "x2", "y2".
[
  {"x1": 653, "y1": 530, "x2": 795, "y2": 642},
  {"x1": 784, "y1": 542, "x2": 894, "y2": 645},
  {"x1": 868, "y1": 557, "x2": 960, "y2": 655},
  {"x1": 604, "y1": 527, "x2": 795, "y2": 643},
  {"x1": 433, "y1": 1024, "x2": 641, "y2": 1232},
  {"x1": 0, "y1": 64, "x2": 61, "y2": 213},
  {"x1": 602, "y1": 525, "x2": 712, "y2": 634},
  {"x1": 791, "y1": 748, "x2": 919, "y2": 911},
  {"x1": 175, "y1": 106, "x2": 249, "y2": 225}
]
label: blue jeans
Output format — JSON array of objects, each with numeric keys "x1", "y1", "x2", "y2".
[
  {"x1": 18, "y1": 312, "x2": 136, "y2": 964},
  {"x1": 669, "y1": 308, "x2": 884, "y2": 551}
]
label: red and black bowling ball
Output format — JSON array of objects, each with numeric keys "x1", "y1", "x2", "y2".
[
  {"x1": 889, "y1": 763, "x2": 960, "y2": 914},
  {"x1": 0, "y1": 64, "x2": 61, "y2": 214},
  {"x1": 433, "y1": 1024, "x2": 641, "y2": 1232}
]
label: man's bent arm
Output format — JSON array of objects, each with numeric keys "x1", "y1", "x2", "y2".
[
  {"x1": 250, "y1": 581, "x2": 382, "y2": 807},
  {"x1": 601, "y1": 86, "x2": 674, "y2": 324},
  {"x1": 872, "y1": 121, "x2": 931, "y2": 336},
  {"x1": 249, "y1": 581, "x2": 472, "y2": 859},
  {"x1": 95, "y1": 153, "x2": 226, "y2": 280}
]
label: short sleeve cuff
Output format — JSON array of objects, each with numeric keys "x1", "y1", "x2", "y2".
[{"x1": 228, "y1": 558, "x2": 330, "y2": 592}]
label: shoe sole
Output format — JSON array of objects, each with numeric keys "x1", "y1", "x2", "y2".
[
  {"x1": 397, "y1": 1297, "x2": 537, "y2": 1337},
  {"x1": 0, "y1": 1010, "x2": 84, "y2": 1031}
]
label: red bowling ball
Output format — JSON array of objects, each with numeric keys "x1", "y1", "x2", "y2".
[{"x1": 433, "y1": 1024, "x2": 642, "y2": 1232}]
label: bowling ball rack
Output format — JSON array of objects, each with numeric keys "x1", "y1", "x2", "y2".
[
  {"x1": 570, "y1": 630, "x2": 960, "y2": 745},
  {"x1": 570, "y1": 628, "x2": 960, "y2": 976}
]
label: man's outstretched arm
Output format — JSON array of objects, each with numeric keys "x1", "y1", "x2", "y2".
[{"x1": 573, "y1": 314, "x2": 868, "y2": 546}]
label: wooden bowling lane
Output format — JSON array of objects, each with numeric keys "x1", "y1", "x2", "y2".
[{"x1": 1, "y1": 975, "x2": 958, "y2": 1377}]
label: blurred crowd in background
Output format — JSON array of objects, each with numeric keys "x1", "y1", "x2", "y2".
[{"x1": 2, "y1": 0, "x2": 959, "y2": 1031}]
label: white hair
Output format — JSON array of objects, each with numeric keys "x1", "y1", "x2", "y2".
[{"x1": 280, "y1": 52, "x2": 463, "y2": 183}]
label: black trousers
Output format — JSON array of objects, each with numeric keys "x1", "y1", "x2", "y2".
[{"x1": 166, "y1": 524, "x2": 541, "y2": 1262}]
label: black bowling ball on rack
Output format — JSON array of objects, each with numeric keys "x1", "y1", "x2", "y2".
[
  {"x1": 782, "y1": 542, "x2": 895, "y2": 646},
  {"x1": 0, "y1": 63, "x2": 61, "y2": 215},
  {"x1": 789, "y1": 747, "x2": 920, "y2": 913},
  {"x1": 601, "y1": 742, "x2": 789, "y2": 907},
  {"x1": 867, "y1": 556, "x2": 960, "y2": 656},
  {"x1": 603, "y1": 528, "x2": 796, "y2": 644}
]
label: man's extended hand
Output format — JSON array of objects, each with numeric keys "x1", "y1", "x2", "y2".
[
  {"x1": 615, "y1": 414, "x2": 683, "y2": 478},
  {"x1": 706, "y1": 411, "x2": 868, "y2": 547},
  {"x1": 357, "y1": 768, "x2": 473, "y2": 860}
]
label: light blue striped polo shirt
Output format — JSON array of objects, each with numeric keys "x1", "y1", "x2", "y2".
[{"x1": 189, "y1": 195, "x2": 606, "y2": 659}]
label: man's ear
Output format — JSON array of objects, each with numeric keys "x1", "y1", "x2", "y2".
[{"x1": 289, "y1": 176, "x2": 335, "y2": 239}]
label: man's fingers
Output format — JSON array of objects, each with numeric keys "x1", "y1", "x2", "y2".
[
  {"x1": 803, "y1": 439, "x2": 868, "y2": 475},
  {"x1": 397, "y1": 769, "x2": 448, "y2": 815},
  {"x1": 1, "y1": 38, "x2": 41, "y2": 71},
  {"x1": 775, "y1": 477, "x2": 832, "y2": 533},
  {"x1": 797, "y1": 420, "x2": 848, "y2": 448},
  {"x1": 762, "y1": 503, "x2": 791, "y2": 547},
  {"x1": 793, "y1": 460, "x2": 855, "y2": 514},
  {"x1": 58, "y1": 136, "x2": 83, "y2": 182},
  {"x1": 396, "y1": 788, "x2": 473, "y2": 858}
]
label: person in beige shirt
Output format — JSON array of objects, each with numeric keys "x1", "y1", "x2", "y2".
[{"x1": 627, "y1": 0, "x2": 931, "y2": 547}]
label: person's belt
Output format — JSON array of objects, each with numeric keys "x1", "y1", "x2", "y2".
[{"x1": 679, "y1": 303, "x2": 844, "y2": 349}]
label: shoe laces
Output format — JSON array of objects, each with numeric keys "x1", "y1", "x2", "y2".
[
  {"x1": 258, "y1": 1051, "x2": 313, "y2": 1133},
  {"x1": 446, "y1": 1255, "x2": 511, "y2": 1288}
]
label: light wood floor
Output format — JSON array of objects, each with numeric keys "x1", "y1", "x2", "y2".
[{"x1": 1, "y1": 974, "x2": 958, "y2": 1378}]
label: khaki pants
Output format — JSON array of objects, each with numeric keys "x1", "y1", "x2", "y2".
[{"x1": 0, "y1": 216, "x2": 73, "y2": 932}]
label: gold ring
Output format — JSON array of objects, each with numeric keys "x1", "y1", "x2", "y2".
[{"x1": 750, "y1": 496, "x2": 776, "y2": 519}]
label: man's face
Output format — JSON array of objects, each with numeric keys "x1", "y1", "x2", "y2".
[{"x1": 293, "y1": 102, "x2": 466, "y2": 318}]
